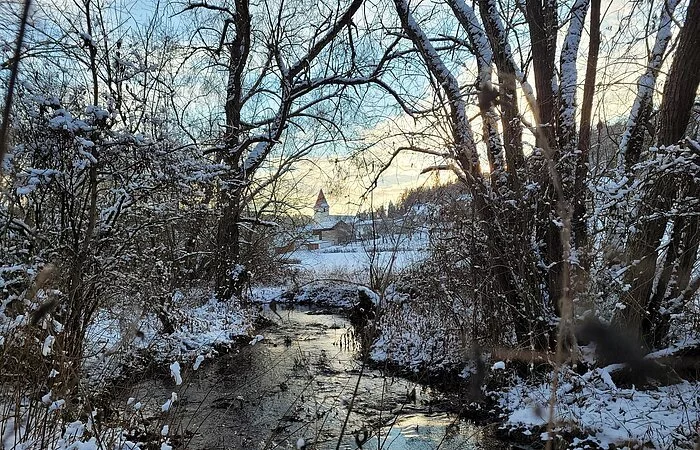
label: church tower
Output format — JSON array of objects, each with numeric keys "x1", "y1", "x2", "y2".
[{"x1": 314, "y1": 189, "x2": 330, "y2": 221}]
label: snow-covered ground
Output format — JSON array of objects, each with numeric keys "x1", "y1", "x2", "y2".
[
  {"x1": 364, "y1": 271, "x2": 700, "y2": 449},
  {"x1": 83, "y1": 295, "x2": 253, "y2": 387},
  {"x1": 2, "y1": 418, "x2": 148, "y2": 450},
  {"x1": 284, "y1": 234, "x2": 428, "y2": 280},
  {"x1": 498, "y1": 367, "x2": 700, "y2": 449},
  {"x1": 1, "y1": 291, "x2": 255, "y2": 450}
]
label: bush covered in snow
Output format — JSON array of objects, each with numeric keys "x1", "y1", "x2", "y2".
[{"x1": 369, "y1": 271, "x2": 471, "y2": 373}]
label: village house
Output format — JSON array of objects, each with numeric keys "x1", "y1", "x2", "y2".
[{"x1": 304, "y1": 190, "x2": 355, "y2": 249}]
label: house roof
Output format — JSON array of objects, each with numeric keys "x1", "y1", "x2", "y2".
[{"x1": 305, "y1": 215, "x2": 356, "y2": 231}]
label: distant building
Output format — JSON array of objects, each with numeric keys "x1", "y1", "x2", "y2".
[
  {"x1": 274, "y1": 189, "x2": 429, "y2": 253},
  {"x1": 355, "y1": 219, "x2": 377, "y2": 240},
  {"x1": 305, "y1": 190, "x2": 355, "y2": 248}
]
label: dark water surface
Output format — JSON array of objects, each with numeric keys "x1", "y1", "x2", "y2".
[{"x1": 127, "y1": 306, "x2": 500, "y2": 449}]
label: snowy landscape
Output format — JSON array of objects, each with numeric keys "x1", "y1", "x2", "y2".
[{"x1": 1, "y1": 0, "x2": 700, "y2": 449}]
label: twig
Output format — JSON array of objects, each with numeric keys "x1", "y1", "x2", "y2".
[
  {"x1": 0, "y1": 0, "x2": 32, "y2": 173},
  {"x1": 335, "y1": 359, "x2": 365, "y2": 449}
]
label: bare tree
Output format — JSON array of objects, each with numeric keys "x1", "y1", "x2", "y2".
[
  {"x1": 616, "y1": 0, "x2": 700, "y2": 346},
  {"x1": 381, "y1": 0, "x2": 698, "y2": 352},
  {"x1": 180, "y1": 0, "x2": 394, "y2": 300},
  {"x1": 0, "y1": 0, "x2": 211, "y2": 383}
]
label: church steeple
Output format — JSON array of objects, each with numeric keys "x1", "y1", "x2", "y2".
[{"x1": 314, "y1": 189, "x2": 329, "y2": 214}]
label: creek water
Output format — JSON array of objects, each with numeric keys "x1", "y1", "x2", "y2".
[{"x1": 126, "y1": 305, "x2": 501, "y2": 449}]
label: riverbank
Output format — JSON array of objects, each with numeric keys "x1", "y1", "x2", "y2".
[
  {"x1": 83, "y1": 292, "x2": 256, "y2": 388},
  {"x1": 6, "y1": 279, "x2": 695, "y2": 450},
  {"x1": 117, "y1": 305, "x2": 504, "y2": 449},
  {"x1": 262, "y1": 282, "x2": 700, "y2": 449}
]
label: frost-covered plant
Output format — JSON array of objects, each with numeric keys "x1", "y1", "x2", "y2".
[{"x1": 370, "y1": 264, "x2": 473, "y2": 373}]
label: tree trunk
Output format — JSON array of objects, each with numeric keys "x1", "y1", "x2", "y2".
[
  {"x1": 525, "y1": 0, "x2": 557, "y2": 149},
  {"x1": 446, "y1": 0, "x2": 505, "y2": 186},
  {"x1": 477, "y1": 0, "x2": 525, "y2": 187},
  {"x1": 618, "y1": 0, "x2": 700, "y2": 345},
  {"x1": 619, "y1": 0, "x2": 680, "y2": 170},
  {"x1": 655, "y1": 0, "x2": 700, "y2": 148},
  {"x1": 214, "y1": 0, "x2": 251, "y2": 301},
  {"x1": 215, "y1": 189, "x2": 244, "y2": 301},
  {"x1": 573, "y1": 0, "x2": 600, "y2": 256},
  {"x1": 526, "y1": 0, "x2": 564, "y2": 339}
]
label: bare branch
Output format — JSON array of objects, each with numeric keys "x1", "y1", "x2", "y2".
[
  {"x1": 173, "y1": 2, "x2": 235, "y2": 17},
  {"x1": 0, "y1": 0, "x2": 33, "y2": 172},
  {"x1": 420, "y1": 163, "x2": 468, "y2": 184}
]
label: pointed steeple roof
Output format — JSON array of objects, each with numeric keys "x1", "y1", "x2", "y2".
[{"x1": 314, "y1": 189, "x2": 329, "y2": 210}]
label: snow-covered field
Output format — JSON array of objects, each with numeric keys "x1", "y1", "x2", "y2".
[
  {"x1": 285, "y1": 235, "x2": 428, "y2": 281},
  {"x1": 293, "y1": 247, "x2": 425, "y2": 273}
]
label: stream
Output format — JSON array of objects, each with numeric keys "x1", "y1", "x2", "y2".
[{"x1": 126, "y1": 305, "x2": 501, "y2": 449}]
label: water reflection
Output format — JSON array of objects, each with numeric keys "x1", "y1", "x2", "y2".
[
  {"x1": 367, "y1": 413, "x2": 486, "y2": 449},
  {"x1": 126, "y1": 305, "x2": 495, "y2": 449}
]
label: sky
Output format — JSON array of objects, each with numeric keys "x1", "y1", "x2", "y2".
[
  {"x1": 294, "y1": 151, "x2": 450, "y2": 216},
  {"x1": 16, "y1": 0, "x2": 684, "y2": 216},
  {"x1": 293, "y1": 0, "x2": 681, "y2": 215}
]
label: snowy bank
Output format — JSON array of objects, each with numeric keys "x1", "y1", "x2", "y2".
[
  {"x1": 1, "y1": 293, "x2": 254, "y2": 450},
  {"x1": 497, "y1": 368, "x2": 700, "y2": 449},
  {"x1": 251, "y1": 281, "x2": 379, "y2": 310},
  {"x1": 84, "y1": 296, "x2": 253, "y2": 386}
]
